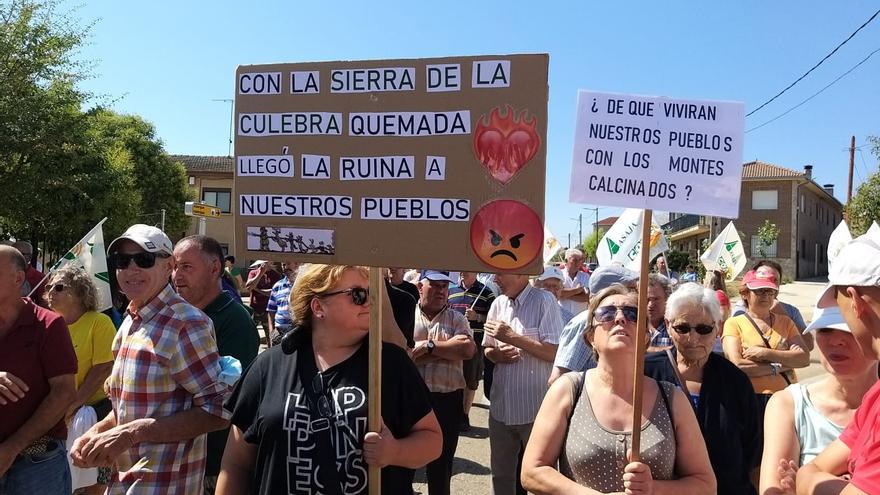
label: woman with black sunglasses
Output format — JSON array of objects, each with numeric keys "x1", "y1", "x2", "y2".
[
  {"x1": 217, "y1": 264, "x2": 442, "y2": 495},
  {"x1": 644, "y1": 282, "x2": 761, "y2": 495},
  {"x1": 522, "y1": 284, "x2": 715, "y2": 494}
]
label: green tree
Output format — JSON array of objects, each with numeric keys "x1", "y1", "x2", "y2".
[
  {"x1": 756, "y1": 220, "x2": 780, "y2": 258},
  {"x1": 86, "y1": 109, "x2": 193, "y2": 239},
  {"x1": 582, "y1": 230, "x2": 601, "y2": 261},
  {"x1": 663, "y1": 249, "x2": 690, "y2": 273},
  {"x1": 845, "y1": 136, "x2": 880, "y2": 236}
]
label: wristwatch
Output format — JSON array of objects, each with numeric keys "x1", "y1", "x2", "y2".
[
  {"x1": 770, "y1": 362, "x2": 782, "y2": 376},
  {"x1": 427, "y1": 340, "x2": 436, "y2": 355}
]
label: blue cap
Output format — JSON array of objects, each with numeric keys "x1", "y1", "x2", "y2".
[
  {"x1": 589, "y1": 265, "x2": 639, "y2": 294},
  {"x1": 420, "y1": 270, "x2": 455, "y2": 284}
]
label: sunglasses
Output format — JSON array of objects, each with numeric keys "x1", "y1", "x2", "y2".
[
  {"x1": 46, "y1": 283, "x2": 65, "y2": 293},
  {"x1": 671, "y1": 323, "x2": 715, "y2": 335},
  {"x1": 311, "y1": 372, "x2": 334, "y2": 418},
  {"x1": 109, "y1": 252, "x2": 169, "y2": 270},
  {"x1": 751, "y1": 288, "x2": 778, "y2": 297},
  {"x1": 594, "y1": 305, "x2": 638, "y2": 324},
  {"x1": 320, "y1": 287, "x2": 369, "y2": 306}
]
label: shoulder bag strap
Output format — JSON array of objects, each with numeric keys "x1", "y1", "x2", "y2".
[
  {"x1": 656, "y1": 381, "x2": 678, "y2": 440},
  {"x1": 742, "y1": 314, "x2": 791, "y2": 385},
  {"x1": 664, "y1": 349, "x2": 694, "y2": 411}
]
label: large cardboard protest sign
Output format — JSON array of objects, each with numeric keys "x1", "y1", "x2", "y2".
[
  {"x1": 570, "y1": 91, "x2": 745, "y2": 218},
  {"x1": 234, "y1": 54, "x2": 548, "y2": 273}
]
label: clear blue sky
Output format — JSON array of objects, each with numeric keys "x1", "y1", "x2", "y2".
[{"x1": 76, "y1": 1, "x2": 880, "y2": 246}]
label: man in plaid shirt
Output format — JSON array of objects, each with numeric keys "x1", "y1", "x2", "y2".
[{"x1": 70, "y1": 224, "x2": 230, "y2": 494}]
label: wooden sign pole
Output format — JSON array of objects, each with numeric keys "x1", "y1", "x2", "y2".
[
  {"x1": 629, "y1": 209, "x2": 653, "y2": 461},
  {"x1": 368, "y1": 267, "x2": 384, "y2": 494}
]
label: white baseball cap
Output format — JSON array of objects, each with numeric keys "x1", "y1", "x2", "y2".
[
  {"x1": 537, "y1": 265, "x2": 564, "y2": 282},
  {"x1": 804, "y1": 306, "x2": 851, "y2": 333},
  {"x1": 108, "y1": 224, "x2": 173, "y2": 256},
  {"x1": 817, "y1": 232, "x2": 880, "y2": 308}
]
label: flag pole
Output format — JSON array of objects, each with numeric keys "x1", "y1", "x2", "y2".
[
  {"x1": 28, "y1": 218, "x2": 108, "y2": 299},
  {"x1": 630, "y1": 209, "x2": 652, "y2": 461}
]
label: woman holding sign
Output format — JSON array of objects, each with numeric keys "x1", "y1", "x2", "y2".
[
  {"x1": 521, "y1": 284, "x2": 716, "y2": 494},
  {"x1": 217, "y1": 264, "x2": 441, "y2": 495}
]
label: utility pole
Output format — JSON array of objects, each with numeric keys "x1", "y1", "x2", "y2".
[
  {"x1": 212, "y1": 98, "x2": 235, "y2": 157},
  {"x1": 578, "y1": 213, "x2": 583, "y2": 247},
  {"x1": 160, "y1": 209, "x2": 166, "y2": 231},
  {"x1": 847, "y1": 135, "x2": 855, "y2": 220},
  {"x1": 567, "y1": 233, "x2": 571, "y2": 249}
]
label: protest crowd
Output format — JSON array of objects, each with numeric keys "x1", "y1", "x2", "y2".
[{"x1": 2, "y1": 221, "x2": 880, "y2": 495}]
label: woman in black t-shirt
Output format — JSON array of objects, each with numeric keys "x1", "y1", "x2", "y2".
[{"x1": 217, "y1": 264, "x2": 442, "y2": 495}]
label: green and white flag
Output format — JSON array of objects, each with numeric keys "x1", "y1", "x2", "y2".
[
  {"x1": 699, "y1": 221, "x2": 746, "y2": 281},
  {"x1": 597, "y1": 208, "x2": 668, "y2": 272},
  {"x1": 49, "y1": 218, "x2": 112, "y2": 311}
]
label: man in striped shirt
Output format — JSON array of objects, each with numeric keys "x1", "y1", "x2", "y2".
[
  {"x1": 266, "y1": 259, "x2": 299, "y2": 345},
  {"x1": 412, "y1": 270, "x2": 475, "y2": 495},
  {"x1": 483, "y1": 273, "x2": 562, "y2": 495},
  {"x1": 70, "y1": 224, "x2": 230, "y2": 495}
]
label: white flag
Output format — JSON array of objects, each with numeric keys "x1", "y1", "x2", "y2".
[
  {"x1": 699, "y1": 221, "x2": 747, "y2": 281},
  {"x1": 543, "y1": 226, "x2": 561, "y2": 264},
  {"x1": 827, "y1": 220, "x2": 852, "y2": 275},
  {"x1": 49, "y1": 219, "x2": 112, "y2": 311},
  {"x1": 597, "y1": 209, "x2": 668, "y2": 272}
]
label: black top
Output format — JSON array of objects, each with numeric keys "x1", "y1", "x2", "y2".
[
  {"x1": 644, "y1": 350, "x2": 760, "y2": 495},
  {"x1": 392, "y1": 280, "x2": 421, "y2": 306},
  {"x1": 387, "y1": 280, "x2": 417, "y2": 348},
  {"x1": 225, "y1": 339, "x2": 433, "y2": 495}
]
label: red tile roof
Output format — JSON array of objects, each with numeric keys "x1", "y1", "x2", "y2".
[
  {"x1": 597, "y1": 216, "x2": 619, "y2": 226},
  {"x1": 741, "y1": 161, "x2": 803, "y2": 179}
]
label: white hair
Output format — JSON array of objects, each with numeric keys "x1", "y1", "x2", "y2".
[
  {"x1": 665, "y1": 282, "x2": 722, "y2": 324},
  {"x1": 565, "y1": 248, "x2": 584, "y2": 260}
]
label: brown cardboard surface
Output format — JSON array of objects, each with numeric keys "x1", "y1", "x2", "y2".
[{"x1": 234, "y1": 54, "x2": 548, "y2": 274}]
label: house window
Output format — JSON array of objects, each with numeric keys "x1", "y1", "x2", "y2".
[
  {"x1": 752, "y1": 190, "x2": 778, "y2": 210},
  {"x1": 752, "y1": 235, "x2": 778, "y2": 257},
  {"x1": 220, "y1": 244, "x2": 229, "y2": 256},
  {"x1": 202, "y1": 188, "x2": 232, "y2": 213}
]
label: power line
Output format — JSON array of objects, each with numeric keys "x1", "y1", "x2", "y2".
[
  {"x1": 746, "y1": 7, "x2": 880, "y2": 117},
  {"x1": 746, "y1": 46, "x2": 880, "y2": 133}
]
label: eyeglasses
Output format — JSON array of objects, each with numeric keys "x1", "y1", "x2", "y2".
[
  {"x1": 320, "y1": 287, "x2": 369, "y2": 306},
  {"x1": 594, "y1": 305, "x2": 638, "y2": 324},
  {"x1": 47, "y1": 283, "x2": 65, "y2": 293},
  {"x1": 671, "y1": 323, "x2": 715, "y2": 335},
  {"x1": 751, "y1": 288, "x2": 778, "y2": 297},
  {"x1": 109, "y1": 252, "x2": 168, "y2": 270}
]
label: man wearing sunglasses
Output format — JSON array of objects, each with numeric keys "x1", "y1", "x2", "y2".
[
  {"x1": 69, "y1": 224, "x2": 230, "y2": 494},
  {"x1": 0, "y1": 245, "x2": 78, "y2": 494}
]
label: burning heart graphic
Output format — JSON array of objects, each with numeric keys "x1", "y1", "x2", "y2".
[{"x1": 473, "y1": 105, "x2": 541, "y2": 184}]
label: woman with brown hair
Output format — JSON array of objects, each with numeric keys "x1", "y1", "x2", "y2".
[
  {"x1": 722, "y1": 270, "x2": 810, "y2": 430},
  {"x1": 218, "y1": 264, "x2": 441, "y2": 495},
  {"x1": 521, "y1": 284, "x2": 716, "y2": 494}
]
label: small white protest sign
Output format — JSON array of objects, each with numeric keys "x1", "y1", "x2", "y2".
[{"x1": 569, "y1": 91, "x2": 745, "y2": 217}]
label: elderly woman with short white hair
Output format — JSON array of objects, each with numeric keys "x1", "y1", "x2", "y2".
[{"x1": 644, "y1": 282, "x2": 761, "y2": 495}]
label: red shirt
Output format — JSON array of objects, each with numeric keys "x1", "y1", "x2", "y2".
[
  {"x1": 0, "y1": 299, "x2": 78, "y2": 441},
  {"x1": 247, "y1": 268, "x2": 281, "y2": 312},
  {"x1": 840, "y1": 379, "x2": 880, "y2": 493}
]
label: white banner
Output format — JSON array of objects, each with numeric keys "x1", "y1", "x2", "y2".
[
  {"x1": 699, "y1": 221, "x2": 747, "y2": 281},
  {"x1": 569, "y1": 91, "x2": 745, "y2": 217},
  {"x1": 596, "y1": 208, "x2": 668, "y2": 272},
  {"x1": 49, "y1": 219, "x2": 112, "y2": 311},
  {"x1": 543, "y1": 226, "x2": 561, "y2": 264}
]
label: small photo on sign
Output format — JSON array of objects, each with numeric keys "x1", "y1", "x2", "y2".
[{"x1": 246, "y1": 226, "x2": 335, "y2": 255}]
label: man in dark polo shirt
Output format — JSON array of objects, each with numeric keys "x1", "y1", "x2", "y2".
[
  {"x1": 172, "y1": 235, "x2": 259, "y2": 494},
  {"x1": 448, "y1": 271, "x2": 495, "y2": 430},
  {"x1": 0, "y1": 245, "x2": 77, "y2": 493}
]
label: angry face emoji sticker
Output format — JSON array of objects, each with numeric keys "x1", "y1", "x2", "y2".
[{"x1": 470, "y1": 200, "x2": 542, "y2": 271}]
